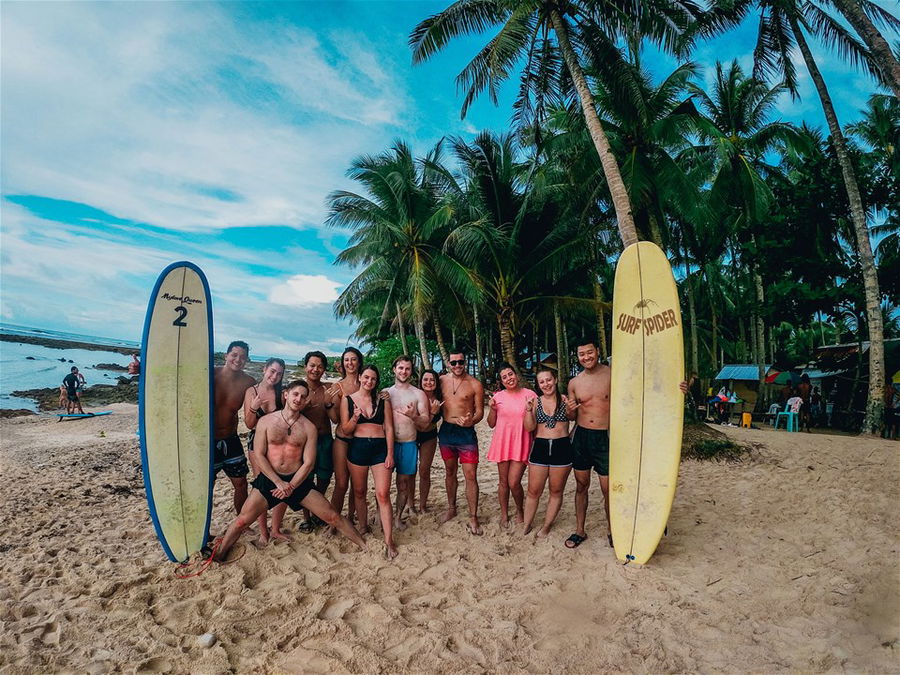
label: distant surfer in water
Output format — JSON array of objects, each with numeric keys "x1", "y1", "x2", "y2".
[
  {"x1": 63, "y1": 366, "x2": 85, "y2": 414},
  {"x1": 438, "y1": 349, "x2": 485, "y2": 535},
  {"x1": 214, "y1": 379, "x2": 365, "y2": 561},
  {"x1": 213, "y1": 341, "x2": 255, "y2": 518},
  {"x1": 242, "y1": 357, "x2": 285, "y2": 546},
  {"x1": 566, "y1": 338, "x2": 687, "y2": 549}
]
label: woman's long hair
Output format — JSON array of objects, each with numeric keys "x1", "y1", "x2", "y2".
[
  {"x1": 338, "y1": 346, "x2": 364, "y2": 378},
  {"x1": 265, "y1": 357, "x2": 286, "y2": 410},
  {"x1": 420, "y1": 368, "x2": 443, "y2": 402},
  {"x1": 360, "y1": 364, "x2": 380, "y2": 410}
]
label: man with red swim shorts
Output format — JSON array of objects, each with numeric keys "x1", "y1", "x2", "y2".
[{"x1": 439, "y1": 349, "x2": 485, "y2": 535}]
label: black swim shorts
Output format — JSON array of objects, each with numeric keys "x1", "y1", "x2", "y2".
[
  {"x1": 252, "y1": 472, "x2": 315, "y2": 511},
  {"x1": 214, "y1": 434, "x2": 249, "y2": 478},
  {"x1": 417, "y1": 428, "x2": 438, "y2": 444},
  {"x1": 348, "y1": 437, "x2": 388, "y2": 467},
  {"x1": 529, "y1": 436, "x2": 573, "y2": 468},
  {"x1": 571, "y1": 426, "x2": 609, "y2": 476}
]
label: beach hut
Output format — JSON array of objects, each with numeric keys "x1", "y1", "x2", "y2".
[{"x1": 713, "y1": 364, "x2": 772, "y2": 414}]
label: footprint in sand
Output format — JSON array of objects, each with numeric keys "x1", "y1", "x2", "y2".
[
  {"x1": 318, "y1": 597, "x2": 354, "y2": 620},
  {"x1": 134, "y1": 656, "x2": 172, "y2": 673}
]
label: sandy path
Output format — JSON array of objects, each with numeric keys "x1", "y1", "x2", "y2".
[{"x1": 1, "y1": 405, "x2": 897, "y2": 673}]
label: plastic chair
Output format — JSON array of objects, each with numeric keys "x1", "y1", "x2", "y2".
[
  {"x1": 740, "y1": 412, "x2": 752, "y2": 428},
  {"x1": 765, "y1": 404, "x2": 780, "y2": 426},
  {"x1": 774, "y1": 411, "x2": 798, "y2": 431}
]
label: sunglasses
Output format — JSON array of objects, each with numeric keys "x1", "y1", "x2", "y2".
[{"x1": 449, "y1": 359, "x2": 465, "y2": 366}]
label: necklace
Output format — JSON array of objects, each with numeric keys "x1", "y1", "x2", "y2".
[
  {"x1": 280, "y1": 410, "x2": 297, "y2": 434},
  {"x1": 451, "y1": 376, "x2": 464, "y2": 396}
]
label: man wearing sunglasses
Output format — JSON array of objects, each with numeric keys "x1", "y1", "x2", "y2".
[{"x1": 438, "y1": 349, "x2": 485, "y2": 535}]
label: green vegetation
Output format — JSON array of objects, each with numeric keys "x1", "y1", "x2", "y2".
[
  {"x1": 326, "y1": 1, "x2": 898, "y2": 435},
  {"x1": 683, "y1": 438, "x2": 750, "y2": 463}
]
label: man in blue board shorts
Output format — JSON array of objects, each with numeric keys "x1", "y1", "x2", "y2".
[
  {"x1": 386, "y1": 355, "x2": 430, "y2": 531},
  {"x1": 213, "y1": 341, "x2": 256, "y2": 518},
  {"x1": 214, "y1": 380, "x2": 365, "y2": 561}
]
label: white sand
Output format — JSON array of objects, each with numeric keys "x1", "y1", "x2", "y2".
[{"x1": 1, "y1": 404, "x2": 897, "y2": 673}]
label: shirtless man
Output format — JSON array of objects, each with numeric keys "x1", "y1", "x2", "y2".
[
  {"x1": 214, "y1": 380, "x2": 365, "y2": 560},
  {"x1": 386, "y1": 355, "x2": 430, "y2": 530},
  {"x1": 797, "y1": 374, "x2": 812, "y2": 433},
  {"x1": 438, "y1": 349, "x2": 485, "y2": 535},
  {"x1": 213, "y1": 341, "x2": 256, "y2": 516},
  {"x1": 566, "y1": 338, "x2": 687, "y2": 549},
  {"x1": 299, "y1": 351, "x2": 340, "y2": 531}
]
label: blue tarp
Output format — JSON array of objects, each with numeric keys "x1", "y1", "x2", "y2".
[{"x1": 715, "y1": 364, "x2": 772, "y2": 381}]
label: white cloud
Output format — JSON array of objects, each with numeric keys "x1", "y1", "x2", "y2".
[
  {"x1": 0, "y1": 2, "x2": 409, "y2": 234},
  {"x1": 268, "y1": 274, "x2": 342, "y2": 307}
]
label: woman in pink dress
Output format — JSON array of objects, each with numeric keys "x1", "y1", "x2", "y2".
[{"x1": 487, "y1": 363, "x2": 537, "y2": 529}]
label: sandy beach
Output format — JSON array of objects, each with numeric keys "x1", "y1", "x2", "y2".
[{"x1": 1, "y1": 406, "x2": 897, "y2": 673}]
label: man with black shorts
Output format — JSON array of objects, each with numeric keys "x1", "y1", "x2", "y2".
[
  {"x1": 62, "y1": 366, "x2": 85, "y2": 414},
  {"x1": 213, "y1": 341, "x2": 256, "y2": 517},
  {"x1": 214, "y1": 380, "x2": 364, "y2": 560},
  {"x1": 566, "y1": 338, "x2": 686, "y2": 549}
]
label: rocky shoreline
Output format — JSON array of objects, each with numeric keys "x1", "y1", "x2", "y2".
[
  {"x1": 0, "y1": 333, "x2": 139, "y2": 355},
  {"x1": 10, "y1": 376, "x2": 139, "y2": 415}
]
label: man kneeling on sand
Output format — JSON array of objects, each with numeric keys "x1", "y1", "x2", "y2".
[{"x1": 214, "y1": 379, "x2": 365, "y2": 561}]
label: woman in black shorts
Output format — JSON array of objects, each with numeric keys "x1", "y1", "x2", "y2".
[
  {"x1": 414, "y1": 369, "x2": 443, "y2": 513},
  {"x1": 327, "y1": 347, "x2": 363, "y2": 523},
  {"x1": 341, "y1": 365, "x2": 398, "y2": 559},
  {"x1": 522, "y1": 367, "x2": 574, "y2": 538}
]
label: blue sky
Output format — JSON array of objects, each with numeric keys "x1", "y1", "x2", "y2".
[{"x1": 1, "y1": 1, "x2": 894, "y2": 359}]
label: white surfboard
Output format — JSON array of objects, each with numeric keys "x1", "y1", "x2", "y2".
[{"x1": 139, "y1": 262, "x2": 214, "y2": 562}]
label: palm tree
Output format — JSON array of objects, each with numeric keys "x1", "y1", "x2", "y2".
[
  {"x1": 440, "y1": 131, "x2": 591, "y2": 367},
  {"x1": 326, "y1": 141, "x2": 476, "y2": 370},
  {"x1": 828, "y1": 0, "x2": 900, "y2": 98},
  {"x1": 720, "y1": 0, "x2": 891, "y2": 433},
  {"x1": 410, "y1": 0, "x2": 704, "y2": 248},
  {"x1": 688, "y1": 60, "x2": 806, "y2": 389}
]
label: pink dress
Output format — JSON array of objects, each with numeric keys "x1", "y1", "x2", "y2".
[{"x1": 487, "y1": 388, "x2": 537, "y2": 463}]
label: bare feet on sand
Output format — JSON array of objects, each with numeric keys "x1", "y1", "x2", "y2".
[
  {"x1": 439, "y1": 508, "x2": 457, "y2": 525},
  {"x1": 384, "y1": 544, "x2": 399, "y2": 560},
  {"x1": 270, "y1": 529, "x2": 292, "y2": 543},
  {"x1": 393, "y1": 518, "x2": 408, "y2": 532},
  {"x1": 467, "y1": 519, "x2": 483, "y2": 536}
]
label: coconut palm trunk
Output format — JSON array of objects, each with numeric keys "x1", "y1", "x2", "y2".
[
  {"x1": 686, "y1": 273, "x2": 699, "y2": 377},
  {"x1": 396, "y1": 303, "x2": 409, "y2": 356},
  {"x1": 754, "y1": 268, "x2": 767, "y2": 396},
  {"x1": 433, "y1": 317, "x2": 451, "y2": 371},
  {"x1": 594, "y1": 280, "x2": 609, "y2": 360},
  {"x1": 828, "y1": 0, "x2": 900, "y2": 98},
  {"x1": 414, "y1": 315, "x2": 432, "y2": 371},
  {"x1": 792, "y1": 19, "x2": 885, "y2": 435},
  {"x1": 548, "y1": 8, "x2": 639, "y2": 248},
  {"x1": 474, "y1": 302, "x2": 485, "y2": 382},
  {"x1": 554, "y1": 300, "x2": 569, "y2": 387},
  {"x1": 498, "y1": 309, "x2": 517, "y2": 369}
]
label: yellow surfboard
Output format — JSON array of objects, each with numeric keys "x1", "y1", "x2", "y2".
[
  {"x1": 609, "y1": 242, "x2": 684, "y2": 565},
  {"x1": 139, "y1": 262, "x2": 213, "y2": 562}
]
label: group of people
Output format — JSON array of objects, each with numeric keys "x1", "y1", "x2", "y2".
[{"x1": 209, "y1": 339, "x2": 687, "y2": 561}]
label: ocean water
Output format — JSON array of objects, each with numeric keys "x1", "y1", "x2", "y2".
[{"x1": 0, "y1": 324, "x2": 139, "y2": 410}]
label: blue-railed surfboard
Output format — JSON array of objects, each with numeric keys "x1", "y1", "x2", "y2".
[
  {"x1": 609, "y1": 242, "x2": 684, "y2": 565},
  {"x1": 139, "y1": 262, "x2": 214, "y2": 563}
]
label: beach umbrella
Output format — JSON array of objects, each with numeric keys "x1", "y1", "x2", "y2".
[
  {"x1": 764, "y1": 370, "x2": 781, "y2": 384},
  {"x1": 769, "y1": 371, "x2": 800, "y2": 386}
]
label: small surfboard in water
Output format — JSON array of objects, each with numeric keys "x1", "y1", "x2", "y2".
[
  {"x1": 56, "y1": 411, "x2": 113, "y2": 419},
  {"x1": 609, "y1": 241, "x2": 684, "y2": 565},
  {"x1": 139, "y1": 261, "x2": 214, "y2": 563}
]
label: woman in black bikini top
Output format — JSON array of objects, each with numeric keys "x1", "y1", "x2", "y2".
[
  {"x1": 341, "y1": 365, "x2": 398, "y2": 559},
  {"x1": 522, "y1": 366, "x2": 575, "y2": 541}
]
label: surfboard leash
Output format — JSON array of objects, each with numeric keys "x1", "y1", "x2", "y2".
[{"x1": 174, "y1": 538, "x2": 221, "y2": 578}]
